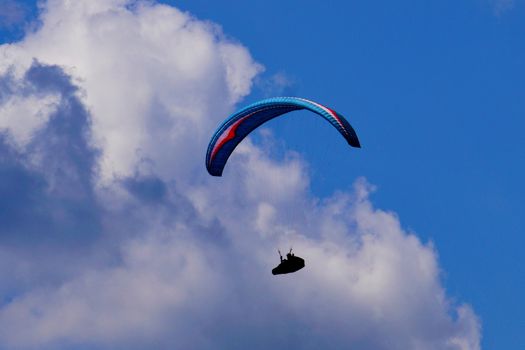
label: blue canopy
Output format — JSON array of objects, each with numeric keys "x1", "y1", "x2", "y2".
[{"x1": 206, "y1": 97, "x2": 360, "y2": 176}]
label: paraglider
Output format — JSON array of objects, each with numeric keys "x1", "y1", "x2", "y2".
[
  {"x1": 205, "y1": 97, "x2": 361, "y2": 276},
  {"x1": 272, "y1": 249, "x2": 305, "y2": 275},
  {"x1": 206, "y1": 96, "x2": 361, "y2": 176}
]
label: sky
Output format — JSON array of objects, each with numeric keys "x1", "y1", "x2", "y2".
[{"x1": 0, "y1": 0, "x2": 523, "y2": 349}]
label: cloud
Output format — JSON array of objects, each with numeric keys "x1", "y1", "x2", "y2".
[
  {"x1": 2, "y1": 0, "x2": 262, "y2": 184},
  {"x1": 256, "y1": 71, "x2": 297, "y2": 97},
  {"x1": 0, "y1": 1, "x2": 481, "y2": 349},
  {"x1": 0, "y1": 61, "x2": 100, "y2": 244}
]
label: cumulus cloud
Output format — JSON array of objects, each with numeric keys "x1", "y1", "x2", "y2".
[
  {"x1": 0, "y1": 1, "x2": 481, "y2": 349},
  {"x1": 2, "y1": 0, "x2": 262, "y2": 184}
]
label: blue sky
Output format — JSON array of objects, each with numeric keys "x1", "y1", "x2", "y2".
[
  {"x1": 174, "y1": 1, "x2": 525, "y2": 348},
  {"x1": 0, "y1": 0, "x2": 523, "y2": 349}
]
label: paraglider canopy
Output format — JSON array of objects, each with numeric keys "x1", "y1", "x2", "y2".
[
  {"x1": 272, "y1": 249, "x2": 305, "y2": 275},
  {"x1": 206, "y1": 97, "x2": 360, "y2": 176}
]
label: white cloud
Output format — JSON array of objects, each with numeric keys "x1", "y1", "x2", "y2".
[
  {"x1": 2, "y1": 0, "x2": 262, "y2": 184},
  {"x1": 0, "y1": 1, "x2": 481, "y2": 349},
  {"x1": 0, "y1": 177, "x2": 481, "y2": 350},
  {"x1": 0, "y1": 233, "x2": 224, "y2": 348},
  {"x1": 0, "y1": 93, "x2": 59, "y2": 148}
]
